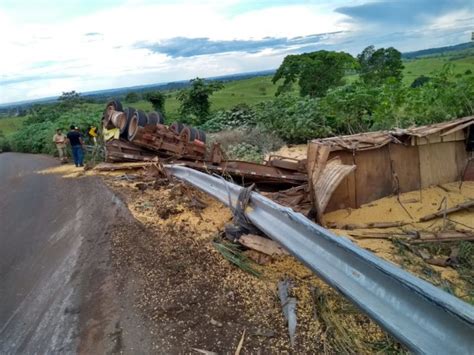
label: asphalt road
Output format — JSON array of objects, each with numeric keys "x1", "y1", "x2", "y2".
[{"x1": 0, "y1": 153, "x2": 128, "y2": 353}]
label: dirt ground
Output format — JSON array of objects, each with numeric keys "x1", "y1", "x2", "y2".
[
  {"x1": 41, "y1": 163, "x2": 473, "y2": 353},
  {"x1": 97, "y1": 167, "x2": 404, "y2": 354}
]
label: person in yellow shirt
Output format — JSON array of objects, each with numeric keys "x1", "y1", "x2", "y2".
[{"x1": 52, "y1": 128, "x2": 67, "y2": 163}]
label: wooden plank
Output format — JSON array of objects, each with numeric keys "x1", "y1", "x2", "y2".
[
  {"x1": 440, "y1": 120, "x2": 474, "y2": 137},
  {"x1": 353, "y1": 146, "x2": 393, "y2": 207},
  {"x1": 239, "y1": 234, "x2": 289, "y2": 256},
  {"x1": 419, "y1": 142, "x2": 458, "y2": 188},
  {"x1": 389, "y1": 143, "x2": 421, "y2": 193},
  {"x1": 419, "y1": 200, "x2": 474, "y2": 221},
  {"x1": 416, "y1": 132, "x2": 442, "y2": 145}
]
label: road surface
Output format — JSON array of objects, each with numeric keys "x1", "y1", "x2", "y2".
[{"x1": 0, "y1": 153, "x2": 144, "y2": 353}]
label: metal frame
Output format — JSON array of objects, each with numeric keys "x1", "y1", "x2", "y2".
[{"x1": 167, "y1": 165, "x2": 474, "y2": 354}]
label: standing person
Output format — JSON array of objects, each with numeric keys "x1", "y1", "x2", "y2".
[
  {"x1": 66, "y1": 125, "x2": 84, "y2": 167},
  {"x1": 52, "y1": 128, "x2": 67, "y2": 163}
]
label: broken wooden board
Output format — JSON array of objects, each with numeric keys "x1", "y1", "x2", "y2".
[
  {"x1": 419, "y1": 200, "x2": 474, "y2": 222},
  {"x1": 94, "y1": 162, "x2": 153, "y2": 171},
  {"x1": 239, "y1": 234, "x2": 289, "y2": 257}
]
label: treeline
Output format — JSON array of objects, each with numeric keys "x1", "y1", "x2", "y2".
[
  {"x1": 2, "y1": 45, "x2": 474, "y2": 157},
  {"x1": 202, "y1": 46, "x2": 474, "y2": 143}
]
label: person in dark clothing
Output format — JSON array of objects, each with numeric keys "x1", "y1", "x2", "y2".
[{"x1": 66, "y1": 125, "x2": 84, "y2": 167}]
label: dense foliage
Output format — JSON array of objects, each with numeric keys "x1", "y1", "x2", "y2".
[
  {"x1": 177, "y1": 78, "x2": 223, "y2": 123},
  {"x1": 200, "y1": 104, "x2": 256, "y2": 132},
  {"x1": 9, "y1": 103, "x2": 102, "y2": 155},
  {"x1": 143, "y1": 91, "x2": 166, "y2": 114},
  {"x1": 358, "y1": 46, "x2": 404, "y2": 85},
  {"x1": 272, "y1": 50, "x2": 356, "y2": 97}
]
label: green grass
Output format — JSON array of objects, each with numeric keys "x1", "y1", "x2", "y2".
[
  {"x1": 0, "y1": 116, "x2": 27, "y2": 136},
  {"x1": 403, "y1": 55, "x2": 474, "y2": 84}
]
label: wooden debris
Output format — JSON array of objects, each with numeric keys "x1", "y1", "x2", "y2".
[
  {"x1": 238, "y1": 234, "x2": 289, "y2": 257},
  {"x1": 93, "y1": 162, "x2": 151, "y2": 171},
  {"x1": 410, "y1": 231, "x2": 474, "y2": 244},
  {"x1": 192, "y1": 348, "x2": 218, "y2": 355},
  {"x1": 327, "y1": 221, "x2": 407, "y2": 230},
  {"x1": 249, "y1": 328, "x2": 276, "y2": 337},
  {"x1": 235, "y1": 329, "x2": 245, "y2": 355},
  {"x1": 244, "y1": 250, "x2": 273, "y2": 265},
  {"x1": 419, "y1": 200, "x2": 474, "y2": 222}
]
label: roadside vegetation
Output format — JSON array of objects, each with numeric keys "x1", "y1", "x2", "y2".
[{"x1": 1, "y1": 43, "x2": 473, "y2": 158}]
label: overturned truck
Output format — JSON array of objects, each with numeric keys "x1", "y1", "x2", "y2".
[
  {"x1": 101, "y1": 100, "x2": 474, "y2": 219},
  {"x1": 101, "y1": 100, "x2": 307, "y2": 185}
]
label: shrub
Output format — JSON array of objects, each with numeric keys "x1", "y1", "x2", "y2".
[
  {"x1": 10, "y1": 103, "x2": 102, "y2": 154},
  {"x1": 209, "y1": 128, "x2": 284, "y2": 158},
  {"x1": 226, "y1": 142, "x2": 263, "y2": 163},
  {"x1": 200, "y1": 104, "x2": 256, "y2": 132},
  {"x1": 410, "y1": 75, "x2": 431, "y2": 88},
  {"x1": 255, "y1": 94, "x2": 332, "y2": 143},
  {"x1": 125, "y1": 92, "x2": 141, "y2": 103}
]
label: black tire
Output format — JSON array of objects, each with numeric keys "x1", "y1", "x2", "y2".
[
  {"x1": 170, "y1": 122, "x2": 185, "y2": 134},
  {"x1": 197, "y1": 129, "x2": 207, "y2": 143},
  {"x1": 147, "y1": 111, "x2": 159, "y2": 126},
  {"x1": 156, "y1": 111, "x2": 165, "y2": 124},
  {"x1": 135, "y1": 110, "x2": 148, "y2": 127},
  {"x1": 120, "y1": 107, "x2": 135, "y2": 138},
  {"x1": 180, "y1": 126, "x2": 197, "y2": 142},
  {"x1": 105, "y1": 99, "x2": 123, "y2": 112}
]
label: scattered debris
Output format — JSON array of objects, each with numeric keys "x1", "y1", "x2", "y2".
[
  {"x1": 212, "y1": 240, "x2": 261, "y2": 277},
  {"x1": 238, "y1": 234, "x2": 288, "y2": 257},
  {"x1": 235, "y1": 329, "x2": 246, "y2": 355},
  {"x1": 94, "y1": 162, "x2": 152, "y2": 171},
  {"x1": 326, "y1": 221, "x2": 407, "y2": 230},
  {"x1": 419, "y1": 200, "x2": 474, "y2": 222},
  {"x1": 278, "y1": 279, "x2": 297, "y2": 347},
  {"x1": 192, "y1": 348, "x2": 218, "y2": 355}
]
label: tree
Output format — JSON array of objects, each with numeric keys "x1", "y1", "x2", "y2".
[
  {"x1": 58, "y1": 91, "x2": 83, "y2": 107},
  {"x1": 144, "y1": 91, "x2": 166, "y2": 114},
  {"x1": 272, "y1": 50, "x2": 356, "y2": 98},
  {"x1": 177, "y1": 78, "x2": 223, "y2": 122},
  {"x1": 411, "y1": 75, "x2": 431, "y2": 88},
  {"x1": 357, "y1": 46, "x2": 404, "y2": 85},
  {"x1": 125, "y1": 92, "x2": 140, "y2": 103}
]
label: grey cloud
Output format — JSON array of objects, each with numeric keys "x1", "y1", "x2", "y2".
[
  {"x1": 135, "y1": 32, "x2": 343, "y2": 58},
  {"x1": 84, "y1": 32, "x2": 102, "y2": 36},
  {"x1": 0, "y1": 74, "x2": 75, "y2": 85},
  {"x1": 335, "y1": 0, "x2": 472, "y2": 27}
]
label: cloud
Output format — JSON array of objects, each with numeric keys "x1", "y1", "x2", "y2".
[
  {"x1": 136, "y1": 32, "x2": 343, "y2": 58},
  {"x1": 335, "y1": 0, "x2": 472, "y2": 27},
  {"x1": 0, "y1": 0, "x2": 472, "y2": 104},
  {"x1": 0, "y1": 74, "x2": 75, "y2": 85}
]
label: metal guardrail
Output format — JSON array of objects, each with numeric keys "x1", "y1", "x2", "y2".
[{"x1": 167, "y1": 165, "x2": 474, "y2": 354}]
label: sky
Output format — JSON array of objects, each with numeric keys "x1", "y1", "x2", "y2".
[{"x1": 0, "y1": 0, "x2": 472, "y2": 104}]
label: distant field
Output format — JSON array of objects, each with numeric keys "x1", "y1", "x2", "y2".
[
  {"x1": 403, "y1": 55, "x2": 474, "y2": 84},
  {"x1": 2, "y1": 50, "x2": 473, "y2": 134},
  {"x1": 0, "y1": 116, "x2": 27, "y2": 136},
  {"x1": 123, "y1": 76, "x2": 279, "y2": 121}
]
